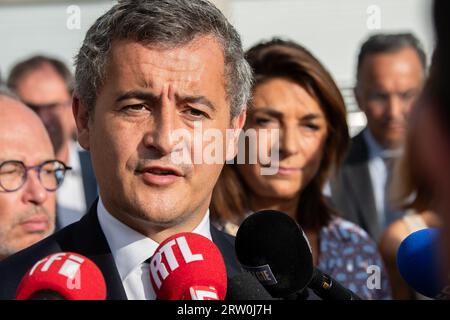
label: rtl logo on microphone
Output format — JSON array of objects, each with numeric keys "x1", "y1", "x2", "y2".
[
  {"x1": 29, "y1": 253, "x2": 83, "y2": 290},
  {"x1": 150, "y1": 235, "x2": 203, "y2": 285},
  {"x1": 150, "y1": 235, "x2": 221, "y2": 300},
  {"x1": 149, "y1": 232, "x2": 227, "y2": 300}
]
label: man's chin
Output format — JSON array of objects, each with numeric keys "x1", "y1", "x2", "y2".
[
  {"x1": 133, "y1": 211, "x2": 186, "y2": 229},
  {"x1": 2, "y1": 233, "x2": 51, "y2": 257}
]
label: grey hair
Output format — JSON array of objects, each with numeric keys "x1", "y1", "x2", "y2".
[{"x1": 74, "y1": 0, "x2": 253, "y2": 118}]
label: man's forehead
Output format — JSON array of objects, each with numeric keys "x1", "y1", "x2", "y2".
[
  {"x1": 362, "y1": 50, "x2": 423, "y2": 75},
  {"x1": 0, "y1": 100, "x2": 54, "y2": 153},
  {"x1": 106, "y1": 37, "x2": 225, "y2": 88},
  {"x1": 0, "y1": 145, "x2": 54, "y2": 165}
]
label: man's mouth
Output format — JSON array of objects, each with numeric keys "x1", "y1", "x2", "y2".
[
  {"x1": 384, "y1": 121, "x2": 405, "y2": 130},
  {"x1": 139, "y1": 165, "x2": 184, "y2": 186},
  {"x1": 20, "y1": 215, "x2": 49, "y2": 233},
  {"x1": 146, "y1": 168, "x2": 178, "y2": 175}
]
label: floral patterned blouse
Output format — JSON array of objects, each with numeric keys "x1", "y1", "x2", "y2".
[{"x1": 317, "y1": 217, "x2": 391, "y2": 300}]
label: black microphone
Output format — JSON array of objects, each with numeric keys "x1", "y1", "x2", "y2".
[
  {"x1": 235, "y1": 210, "x2": 362, "y2": 300},
  {"x1": 226, "y1": 273, "x2": 276, "y2": 300}
]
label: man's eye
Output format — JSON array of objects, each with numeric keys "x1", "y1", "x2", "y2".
[
  {"x1": 185, "y1": 108, "x2": 208, "y2": 119},
  {"x1": 0, "y1": 169, "x2": 20, "y2": 176},
  {"x1": 41, "y1": 169, "x2": 56, "y2": 175},
  {"x1": 401, "y1": 91, "x2": 417, "y2": 100},
  {"x1": 368, "y1": 92, "x2": 388, "y2": 101},
  {"x1": 254, "y1": 117, "x2": 273, "y2": 126},
  {"x1": 123, "y1": 104, "x2": 148, "y2": 112}
]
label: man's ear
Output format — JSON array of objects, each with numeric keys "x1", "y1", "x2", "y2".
[
  {"x1": 72, "y1": 96, "x2": 91, "y2": 151},
  {"x1": 225, "y1": 109, "x2": 247, "y2": 161}
]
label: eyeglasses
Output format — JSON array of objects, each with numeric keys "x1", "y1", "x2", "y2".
[{"x1": 0, "y1": 160, "x2": 72, "y2": 192}]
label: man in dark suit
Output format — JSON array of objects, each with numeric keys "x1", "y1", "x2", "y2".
[
  {"x1": 0, "y1": 0, "x2": 251, "y2": 299},
  {"x1": 8, "y1": 56, "x2": 98, "y2": 228},
  {"x1": 330, "y1": 33, "x2": 426, "y2": 241}
]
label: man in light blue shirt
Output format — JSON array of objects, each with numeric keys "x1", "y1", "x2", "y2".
[{"x1": 331, "y1": 33, "x2": 426, "y2": 241}]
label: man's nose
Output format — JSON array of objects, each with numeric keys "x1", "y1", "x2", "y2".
[
  {"x1": 386, "y1": 94, "x2": 404, "y2": 119},
  {"x1": 21, "y1": 171, "x2": 48, "y2": 205},
  {"x1": 143, "y1": 99, "x2": 178, "y2": 156}
]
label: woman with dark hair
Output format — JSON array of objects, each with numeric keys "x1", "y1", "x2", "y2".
[{"x1": 211, "y1": 38, "x2": 391, "y2": 299}]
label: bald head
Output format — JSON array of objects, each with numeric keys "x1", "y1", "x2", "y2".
[
  {"x1": 0, "y1": 95, "x2": 53, "y2": 152},
  {"x1": 0, "y1": 94, "x2": 56, "y2": 260}
]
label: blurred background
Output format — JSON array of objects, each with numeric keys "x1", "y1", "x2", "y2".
[{"x1": 0, "y1": 0, "x2": 435, "y2": 135}]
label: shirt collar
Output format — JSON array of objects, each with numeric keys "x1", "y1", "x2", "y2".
[{"x1": 97, "y1": 196, "x2": 212, "y2": 282}]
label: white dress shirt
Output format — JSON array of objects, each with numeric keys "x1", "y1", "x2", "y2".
[
  {"x1": 363, "y1": 129, "x2": 402, "y2": 228},
  {"x1": 97, "y1": 197, "x2": 212, "y2": 300}
]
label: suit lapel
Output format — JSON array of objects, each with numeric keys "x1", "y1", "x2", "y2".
[
  {"x1": 67, "y1": 200, "x2": 127, "y2": 300},
  {"x1": 210, "y1": 224, "x2": 242, "y2": 278},
  {"x1": 78, "y1": 150, "x2": 98, "y2": 210},
  {"x1": 64, "y1": 204, "x2": 241, "y2": 299},
  {"x1": 344, "y1": 132, "x2": 380, "y2": 238}
]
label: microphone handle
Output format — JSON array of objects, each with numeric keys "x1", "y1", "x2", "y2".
[{"x1": 308, "y1": 268, "x2": 362, "y2": 300}]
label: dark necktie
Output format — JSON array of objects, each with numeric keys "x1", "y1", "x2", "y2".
[{"x1": 143, "y1": 256, "x2": 153, "y2": 264}]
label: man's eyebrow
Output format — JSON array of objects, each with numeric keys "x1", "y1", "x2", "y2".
[
  {"x1": 0, "y1": 158, "x2": 26, "y2": 164},
  {"x1": 115, "y1": 90, "x2": 160, "y2": 104},
  {"x1": 115, "y1": 91, "x2": 216, "y2": 111},
  {"x1": 175, "y1": 94, "x2": 216, "y2": 111}
]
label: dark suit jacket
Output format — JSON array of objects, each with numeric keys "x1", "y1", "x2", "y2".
[
  {"x1": 55, "y1": 150, "x2": 97, "y2": 231},
  {"x1": 78, "y1": 150, "x2": 97, "y2": 210},
  {"x1": 330, "y1": 129, "x2": 381, "y2": 241},
  {"x1": 0, "y1": 200, "x2": 242, "y2": 300}
]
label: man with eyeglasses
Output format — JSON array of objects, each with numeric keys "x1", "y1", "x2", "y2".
[
  {"x1": 0, "y1": 91, "x2": 70, "y2": 261},
  {"x1": 331, "y1": 33, "x2": 426, "y2": 241},
  {"x1": 7, "y1": 56, "x2": 97, "y2": 229}
]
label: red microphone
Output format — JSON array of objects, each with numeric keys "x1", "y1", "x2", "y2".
[
  {"x1": 149, "y1": 232, "x2": 227, "y2": 300},
  {"x1": 16, "y1": 252, "x2": 107, "y2": 300}
]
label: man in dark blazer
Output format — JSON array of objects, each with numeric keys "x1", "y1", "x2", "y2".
[
  {"x1": 0, "y1": 200, "x2": 241, "y2": 299},
  {"x1": 0, "y1": 0, "x2": 251, "y2": 299},
  {"x1": 330, "y1": 33, "x2": 426, "y2": 241}
]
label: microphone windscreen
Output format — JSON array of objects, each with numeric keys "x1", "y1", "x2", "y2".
[
  {"x1": 226, "y1": 273, "x2": 275, "y2": 300},
  {"x1": 235, "y1": 210, "x2": 314, "y2": 298},
  {"x1": 397, "y1": 228, "x2": 443, "y2": 298},
  {"x1": 149, "y1": 232, "x2": 227, "y2": 300},
  {"x1": 16, "y1": 252, "x2": 106, "y2": 300}
]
